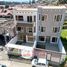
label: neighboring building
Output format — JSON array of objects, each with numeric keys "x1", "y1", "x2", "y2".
[
  {"x1": 37, "y1": 0, "x2": 59, "y2": 5},
  {"x1": 6, "y1": 5, "x2": 66, "y2": 65},
  {"x1": 0, "y1": 19, "x2": 16, "y2": 45},
  {"x1": 0, "y1": 6, "x2": 13, "y2": 20}
]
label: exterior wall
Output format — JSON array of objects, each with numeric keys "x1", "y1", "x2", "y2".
[
  {"x1": 36, "y1": 7, "x2": 66, "y2": 44},
  {"x1": 13, "y1": 8, "x2": 37, "y2": 42},
  {"x1": 13, "y1": 6, "x2": 66, "y2": 44}
]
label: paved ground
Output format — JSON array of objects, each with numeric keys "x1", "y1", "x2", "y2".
[
  {"x1": 0, "y1": 47, "x2": 65, "y2": 67},
  {"x1": 0, "y1": 48, "x2": 32, "y2": 67},
  {"x1": 0, "y1": 60, "x2": 32, "y2": 67}
]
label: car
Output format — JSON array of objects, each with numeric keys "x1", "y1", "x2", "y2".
[
  {"x1": 0, "y1": 64, "x2": 6, "y2": 67},
  {"x1": 32, "y1": 58, "x2": 48, "y2": 67}
]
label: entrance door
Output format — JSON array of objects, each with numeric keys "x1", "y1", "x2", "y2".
[{"x1": 46, "y1": 36, "x2": 50, "y2": 43}]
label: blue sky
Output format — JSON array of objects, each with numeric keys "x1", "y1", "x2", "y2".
[{"x1": 0, "y1": 0, "x2": 37, "y2": 2}]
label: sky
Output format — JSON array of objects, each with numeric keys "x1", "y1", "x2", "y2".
[{"x1": 0, "y1": 0, "x2": 37, "y2": 2}]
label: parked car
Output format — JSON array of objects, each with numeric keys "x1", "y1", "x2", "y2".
[
  {"x1": 32, "y1": 58, "x2": 48, "y2": 67},
  {"x1": 0, "y1": 64, "x2": 6, "y2": 67}
]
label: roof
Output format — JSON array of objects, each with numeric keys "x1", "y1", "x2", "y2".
[
  {"x1": 38, "y1": 6, "x2": 66, "y2": 9},
  {"x1": 14, "y1": 4, "x2": 66, "y2": 10},
  {"x1": 14, "y1": 7, "x2": 37, "y2": 11},
  {"x1": 0, "y1": 8, "x2": 13, "y2": 16}
]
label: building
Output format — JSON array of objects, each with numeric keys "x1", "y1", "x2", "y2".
[{"x1": 5, "y1": 5, "x2": 66, "y2": 65}]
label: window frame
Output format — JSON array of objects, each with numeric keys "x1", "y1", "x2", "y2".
[
  {"x1": 17, "y1": 27, "x2": 21, "y2": 31},
  {"x1": 41, "y1": 27, "x2": 46, "y2": 32},
  {"x1": 52, "y1": 37, "x2": 57, "y2": 42},
  {"x1": 26, "y1": 27, "x2": 33, "y2": 33}
]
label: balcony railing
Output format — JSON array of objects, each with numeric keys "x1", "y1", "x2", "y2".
[{"x1": 16, "y1": 20, "x2": 34, "y2": 24}]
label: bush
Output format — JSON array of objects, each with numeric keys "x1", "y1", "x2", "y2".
[{"x1": 60, "y1": 56, "x2": 67, "y2": 67}]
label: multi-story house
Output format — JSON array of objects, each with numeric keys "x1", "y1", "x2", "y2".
[{"x1": 5, "y1": 5, "x2": 66, "y2": 65}]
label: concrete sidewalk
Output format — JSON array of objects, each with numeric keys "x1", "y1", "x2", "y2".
[{"x1": 0, "y1": 60, "x2": 32, "y2": 67}]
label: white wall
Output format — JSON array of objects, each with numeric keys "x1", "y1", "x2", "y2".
[{"x1": 13, "y1": 6, "x2": 66, "y2": 43}]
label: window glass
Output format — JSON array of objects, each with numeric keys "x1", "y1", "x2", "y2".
[
  {"x1": 41, "y1": 27, "x2": 46, "y2": 32},
  {"x1": 17, "y1": 27, "x2": 21, "y2": 31},
  {"x1": 53, "y1": 27, "x2": 60, "y2": 33},
  {"x1": 52, "y1": 37, "x2": 57, "y2": 42},
  {"x1": 39, "y1": 36, "x2": 44, "y2": 41},
  {"x1": 54, "y1": 15, "x2": 62, "y2": 21},
  {"x1": 16, "y1": 15, "x2": 23, "y2": 21},
  {"x1": 27, "y1": 16, "x2": 32, "y2": 22},
  {"x1": 42, "y1": 16, "x2": 44, "y2": 21},
  {"x1": 39, "y1": 14, "x2": 40, "y2": 20},
  {"x1": 27, "y1": 27, "x2": 32, "y2": 33},
  {"x1": 34, "y1": 15, "x2": 36, "y2": 22}
]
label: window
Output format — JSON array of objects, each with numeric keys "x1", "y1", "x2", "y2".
[
  {"x1": 28, "y1": 36, "x2": 33, "y2": 41},
  {"x1": 46, "y1": 36, "x2": 50, "y2": 43},
  {"x1": 17, "y1": 27, "x2": 21, "y2": 31},
  {"x1": 53, "y1": 27, "x2": 60, "y2": 33},
  {"x1": 39, "y1": 26, "x2": 40, "y2": 31},
  {"x1": 42, "y1": 16, "x2": 44, "y2": 21},
  {"x1": 34, "y1": 15, "x2": 36, "y2": 22},
  {"x1": 34, "y1": 27, "x2": 36, "y2": 32},
  {"x1": 42, "y1": 15, "x2": 47, "y2": 21},
  {"x1": 44, "y1": 15, "x2": 47, "y2": 21},
  {"x1": 27, "y1": 16, "x2": 32, "y2": 22},
  {"x1": 39, "y1": 36, "x2": 44, "y2": 41},
  {"x1": 27, "y1": 27, "x2": 32, "y2": 33},
  {"x1": 16, "y1": 15, "x2": 23, "y2": 21},
  {"x1": 41, "y1": 27, "x2": 46, "y2": 32},
  {"x1": 54, "y1": 15, "x2": 62, "y2": 21},
  {"x1": 57, "y1": 15, "x2": 60, "y2": 21},
  {"x1": 21, "y1": 27, "x2": 24, "y2": 32},
  {"x1": 52, "y1": 37, "x2": 57, "y2": 42},
  {"x1": 39, "y1": 14, "x2": 40, "y2": 20}
]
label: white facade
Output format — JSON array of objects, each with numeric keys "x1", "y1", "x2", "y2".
[
  {"x1": 13, "y1": 6, "x2": 66, "y2": 44},
  {"x1": 5, "y1": 5, "x2": 66, "y2": 64}
]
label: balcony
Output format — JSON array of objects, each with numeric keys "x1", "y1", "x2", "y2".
[{"x1": 16, "y1": 21, "x2": 34, "y2": 24}]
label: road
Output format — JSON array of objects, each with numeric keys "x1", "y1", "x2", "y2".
[
  {"x1": 0, "y1": 60, "x2": 32, "y2": 67},
  {"x1": 0, "y1": 47, "x2": 32, "y2": 67}
]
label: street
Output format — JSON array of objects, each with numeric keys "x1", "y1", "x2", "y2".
[
  {"x1": 0, "y1": 60, "x2": 32, "y2": 67},
  {"x1": 0, "y1": 47, "x2": 32, "y2": 67}
]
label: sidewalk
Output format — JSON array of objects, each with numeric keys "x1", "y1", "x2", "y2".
[{"x1": 0, "y1": 60, "x2": 32, "y2": 67}]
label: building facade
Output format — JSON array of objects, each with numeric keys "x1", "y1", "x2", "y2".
[
  {"x1": 13, "y1": 6, "x2": 65, "y2": 44},
  {"x1": 5, "y1": 5, "x2": 66, "y2": 64}
]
